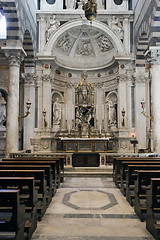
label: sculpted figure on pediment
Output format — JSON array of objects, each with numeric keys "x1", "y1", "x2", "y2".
[
  {"x1": 109, "y1": 16, "x2": 124, "y2": 40},
  {"x1": 46, "y1": 16, "x2": 60, "y2": 42}
]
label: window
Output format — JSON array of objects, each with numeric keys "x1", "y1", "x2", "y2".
[
  {"x1": 114, "y1": 0, "x2": 123, "y2": 5},
  {"x1": 0, "y1": 8, "x2": 6, "y2": 39},
  {"x1": 46, "y1": 0, "x2": 56, "y2": 4}
]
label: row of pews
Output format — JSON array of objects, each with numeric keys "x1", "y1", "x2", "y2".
[
  {"x1": 0, "y1": 155, "x2": 65, "y2": 240},
  {"x1": 113, "y1": 156, "x2": 160, "y2": 240}
]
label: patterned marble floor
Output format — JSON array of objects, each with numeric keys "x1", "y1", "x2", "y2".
[{"x1": 32, "y1": 177, "x2": 154, "y2": 240}]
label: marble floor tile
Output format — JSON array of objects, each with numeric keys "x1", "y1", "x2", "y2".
[{"x1": 32, "y1": 177, "x2": 154, "y2": 240}]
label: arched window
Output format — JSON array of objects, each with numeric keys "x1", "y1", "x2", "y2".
[
  {"x1": 0, "y1": 8, "x2": 7, "y2": 39},
  {"x1": 46, "y1": 0, "x2": 56, "y2": 4},
  {"x1": 114, "y1": 0, "x2": 123, "y2": 5}
]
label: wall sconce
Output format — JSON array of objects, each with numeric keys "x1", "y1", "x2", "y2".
[
  {"x1": 43, "y1": 109, "x2": 47, "y2": 128},
  {"x1": 82, "y1": 0, "x2": 97, "y2": 22},
  {"x1": 18, "y1": 100, "x2": 31, "y2": 120},
  {"x1": 140, "y1": 100, "x2": 154, "y2": 121},
  {"x1": 121, "y1": 108, "x2": 125, "y2": 127}
]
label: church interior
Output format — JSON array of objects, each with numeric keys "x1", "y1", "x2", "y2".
[{"x1": 0, "y1": 0, "x2": 160, "y2": 239}]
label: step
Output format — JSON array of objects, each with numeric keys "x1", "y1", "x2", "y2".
[{"x1": 64, "y1": 172, "x2": 113, "y2": 177}]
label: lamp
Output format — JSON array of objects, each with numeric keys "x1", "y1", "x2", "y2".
[
  {"x1": 82, "y1": 0, "x2": 97, "y2": 22},
  {"x1": 43, "y1": 109, "x2": 47, "y2": 128},
  {"x1": 18, "y1": 100, "x2": 31, "y2": 120},
  {"x1": 121, "y1": 108, "x2": 125, "y2": 127},
  {"x1": 140, "y1": 100, "x2": 154, "y2": 121}
]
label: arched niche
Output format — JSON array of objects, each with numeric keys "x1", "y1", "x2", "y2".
[
  {"x1": 105, "y1": 91, "x2": 118, "y2": 129},
  {"x1": 52, "y1": 91, "x2": 64, "y2": 128}
]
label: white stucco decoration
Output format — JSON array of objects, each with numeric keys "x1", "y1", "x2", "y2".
[{"x1": 44, "y1": 20, "x2": 125, "y2": 70}]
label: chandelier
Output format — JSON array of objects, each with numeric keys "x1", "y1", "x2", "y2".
[{"x1": 82, "y1": 0, "x2": 97, "y2": 22}]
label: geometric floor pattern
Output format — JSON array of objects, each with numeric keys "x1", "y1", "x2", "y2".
[{"x1": 32, "y1": 176, "x2": 154, "y2": 240}]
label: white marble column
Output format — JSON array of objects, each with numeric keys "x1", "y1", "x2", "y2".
[
  {"x1": 150, "y1": 47, "x2": 160, "y2": 152},
  {"x1": 39, "y1": 16, "x2": 46, "y2": 54},
  {"x1": 23, "y1": 73, "x2": 36, "y2": 150},
  {"x1": 134, "y1": 72, "x2": 147, "y2": 149},
  {"x1": 118, "y1": 74, "x2": 127, "y2": 129},
  {"x1": 123, "y1": 18, "x2": 130, "y2": 54},
  {"x1": 3, "y1": 49, "x2": 24, "y2": 156},
  {"x1": 42, "y1": 74, "x2": 52, "y2": 128}
]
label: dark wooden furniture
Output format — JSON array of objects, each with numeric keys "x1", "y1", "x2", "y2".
[
  {"x1": 0, "y1": 189, "x2": 25, "y2": 240},
  {"x1": 72, "y1": 153, "x2": 100, "y2": 167},
  {"x1": 134, "y1": 171, "x2": 160, "y2": 221},
  {"x1": 146, "y1": 178, "x2": 160, "y2": 240}
]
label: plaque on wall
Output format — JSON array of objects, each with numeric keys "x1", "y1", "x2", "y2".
[
  {"x1": 107, "y1": 141, "x2": 113, "y2": 151},
  {"x1": 95, "y1": 142, "x2": 104, "y2": 152},
  {"x1": 78, "y1": 142, "x2": 92, "y2": 152},
  {"x1": 66, "y1": 142, "x2": 75, "y2": 152}
]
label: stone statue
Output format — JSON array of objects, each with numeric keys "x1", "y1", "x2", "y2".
[
  {"x1": 0, "y1": 92, "x2": 6, "y2": 126},
  {"x1": 107, "y1": 98, "x2": 116, "y2": 126},
  {"x1": 109, "y1": 15, "x2": 124, "y2": 40},
  {"x1": 46, "y1": 16, "x2": 60, "y2": 42},
  {"x1": 65, "y1": 0, "x2": 76, "y2": 9},
  {"x1": 53, "y1": 98, "x2": 61, "y2": 125}
]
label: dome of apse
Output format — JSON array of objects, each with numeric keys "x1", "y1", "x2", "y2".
[{"x1": 52, "y1": 25, "x2": 117, "y2": 70}]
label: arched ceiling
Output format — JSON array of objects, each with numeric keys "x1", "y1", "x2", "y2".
[{"x1": 51, "y1": 25, "x2": 118, "y2": 70}]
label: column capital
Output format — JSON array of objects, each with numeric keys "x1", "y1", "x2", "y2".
[
  {"x1": 21, "y1": 73, "x2": 37, "y2": 85},
  {"x1": 1, "y1": 47, "x2": 26, "y2": 67},
  {"x1": 147, "y1": 46, "x2": 160, "y2": 65}
]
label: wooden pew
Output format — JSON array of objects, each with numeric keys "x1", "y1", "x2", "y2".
[
  {"x1": 126, "y1": 165, "x2": 160, "y2": 206},
  {"x1": 134, "y1": 171, "x2": 160, "y2": 221},
  {"x1": 0, "y1": 165, "x2": 53, "y2": 205},
  {"x1": 1, "y1": 160, "x2": 59, "y2": 189},
  {"x1": 146, "y1": 178, "x2": 160, "y2": 240},
  {"x1": 4, "y1": 156, "x2": 64, "y2": 185},
  {"x1": 119, "y1": 161, "x2": 160, "y2": 195},
  {"x1": 113, "y1": 157, "x2": 160, "y2": 184},
  {"x1": 0, "y1": 189, "x2": 25, "y2": 240},
  {"x1": 0, "y1": 178, "x2": 37, "y2": 240},
  {"x1": 0, "y1": 170, "x2": 47, "y2": 221}
]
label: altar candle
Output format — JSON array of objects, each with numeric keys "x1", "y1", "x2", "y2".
[
  {"x1": 69, "y1": 125, "x2": 70, "y2": 134},
  {"x1": 100, "y1": 125, "x2": 101, "y2": 134}
]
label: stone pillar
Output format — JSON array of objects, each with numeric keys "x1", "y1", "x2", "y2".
[
  {"x1": 150, "y1": 47, "x2": 160, "y2": 152},
  {"x1": 123, "y1": 18, "x2": 130, "y2": 54},
  {"x1": 135, "y1": 73, "x2": 147, "y2": 150},
  {"x1": 39, "y1": 16, "x2": 46, "y2": 53},
  {"x1": 22, "y1": 73, "x2": 36, "y2": 151},
  {"x1": 4, "y1": 49, "x2": 24, "y2": 156},
  {"x1": 42, "y1": 74, "x2": 52, "y2": 128}
]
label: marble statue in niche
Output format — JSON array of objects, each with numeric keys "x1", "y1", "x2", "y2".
[
  {"x1": 53, "y1": 97, "x2": 61, "y2": 125},
  {"x1": 57, "y1": 34, "x2": 72, "y2": 53},
  {"x1": 106, "y1": 98, "x2": 117, "y2": 127},
  {"x1": 65, "y1": 0, "x2": 76, "y2": 9},
  {"x1": 97, "y1": 35, "x2": 113, "y2": 52},
  {"x1": 0, "y1": 92, "x2": 6, "y2": 126},
  {"x1": 46, "y1": 16, "x2": 60, "y2": 42},
  {"x1": 109, "y1": 15, "x2": 124, "y2": 40}
]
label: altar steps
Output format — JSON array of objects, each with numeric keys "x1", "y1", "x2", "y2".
[{"x1": 64, "y1": 166, "x2": 113, "y2": 177}]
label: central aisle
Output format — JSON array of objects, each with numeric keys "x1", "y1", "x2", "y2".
[{"x1": 32, "y1": 176, "x2": 154, "y2": 240}]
